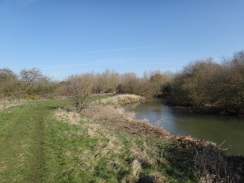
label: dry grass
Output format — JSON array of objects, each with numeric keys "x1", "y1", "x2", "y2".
[
  {"x1": 175, "y1": 136, "x2": 244, "y2": 183},
  {"x1": 55, "y1": 94, "x2": 244, "y2": 182},
  {"x1": 85, "y1": 123, "x2": 102, "y2": 137},
  {"x1": 92, "y1": 94, "x2": 145, "y2": 106},
  {"x1": 54, "y1": 108, "x2": 81, "y2": 125},
  {"x1": 83, "y1": 94, "x2": 172, "y2": 139},
  {"x1": 53, "y1": 102, "x2": 172, "y2": 182},
  {"x1": 0, "y1": 99, "x2": 24, "y2": 111},
  {"x1": 132, "y1": 159, "x2": 142, "y2": 178},
  {"x1": 54, "y1": 107, "x2": 121, "y2": 152},
  {"x1": 81, "y1": 104, "x2": 172, "y2": 139}
]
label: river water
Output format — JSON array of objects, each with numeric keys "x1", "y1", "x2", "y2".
[{"x1": 125, "y1": 99, "x2": 244, "y2": 156}]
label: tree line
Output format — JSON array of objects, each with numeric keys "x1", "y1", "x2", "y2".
[
  {"x1": 0, "y1": 67, "x2": 172, "y2": 102},
  {"x1": 0, "y1": 68, "x2": 57, "y2": 100},
  {"x1": 1, "y1": 50, "x2": 243, "y2": 115},
  {"x1": 165, "y1": 51, "x2": 244, "y2": 116}
]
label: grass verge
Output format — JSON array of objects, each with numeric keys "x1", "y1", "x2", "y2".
[
  {"x1": 0, "y1": 99, "x2": 67, "y2": 182},
  {"x1": 0, "y1": 95, "x2": 243, "y2": 182}
]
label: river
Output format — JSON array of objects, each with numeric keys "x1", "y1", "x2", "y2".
[{"x1": 125, "y1": 99, "x2": 244, "y2": 156}]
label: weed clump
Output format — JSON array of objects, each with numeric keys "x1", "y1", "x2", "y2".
[{"x1": 174, "y1": 136, "x2": 244, "y2": 183}]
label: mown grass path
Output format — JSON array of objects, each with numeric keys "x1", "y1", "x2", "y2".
[
  {"x1": 0, "y1": 98, "x2": 197, "y2": 183},
  {"x1": 0, "y1": 100, "x2": 66, "y2": 183}
]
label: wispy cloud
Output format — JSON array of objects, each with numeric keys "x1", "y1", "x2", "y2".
[
  {"x1": 40, "y1": 61, "x2": 107, "y2": 70},
  {"x1": 84, "y1": 46, "x2": 153, "y2": 54}
]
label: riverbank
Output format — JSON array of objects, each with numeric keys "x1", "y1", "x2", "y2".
[
  {"x1": 164, "y1": 99, "x2": 244, "y2": 117},
  {"x1": 82, "y1": 95, "x2": 244, "y2": 182},
  {"x1": 0, "y1": 95, "x2": 243, "y2": 182},
  {"x1": 82, "y1": 94, "x2": 244, "y2": 182},
  {"x1": 126, "y1": 98, "x2": 244, "y2": 155}
]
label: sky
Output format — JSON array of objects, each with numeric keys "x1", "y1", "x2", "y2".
[{"x1": 0, "y1": 0, "x2": 244, "y2": 80}]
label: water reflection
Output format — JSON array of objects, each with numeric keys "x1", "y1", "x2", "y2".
[{"x1": 125, "y1": 99, "x2": 244, "y2": 155}]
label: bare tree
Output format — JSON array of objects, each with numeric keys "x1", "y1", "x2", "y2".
[
  {"x1": 63, "y1": 75, "x2": 92, "y2": 111},
  {"x1": 19, "y1": 68, "x2": 53, "y2": 99},
  {"x1": 96, "y1": 69, "x2": 120, "y2": 93}
]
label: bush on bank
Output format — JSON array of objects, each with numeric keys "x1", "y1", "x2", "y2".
[{"x1": 165, "y1": 51, "x2": 244, "y2": 116}]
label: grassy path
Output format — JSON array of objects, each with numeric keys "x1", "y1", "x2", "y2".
[
  {"x1": 0, "y1": 100, "x2": 66, "y2": 183},
  {"x1": 0, "y1": 98, "x2": 197, "y2": 183}
]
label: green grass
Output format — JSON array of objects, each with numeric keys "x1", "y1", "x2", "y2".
[
  {"x1": 0, "y1": 98, "x2": 197, "y2": 183},
  {"x1": 0, "y1": 100, "x2": 67, "y2": 182}
]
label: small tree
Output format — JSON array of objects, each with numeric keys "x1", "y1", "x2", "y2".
[{"x1": 63, "y1": 75, "x2": 91, "y2": 112}]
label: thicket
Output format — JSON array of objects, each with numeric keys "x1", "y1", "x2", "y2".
[
  {"x1": 165, "y1": 51, "x2": 244, "y2": 116},
  {"x1": 59, "y1": 69, "x2": 172, "y2": 98},
  {"x1": 0, "y1": 68, "x2": 57, "y2": 100},
  {"x1": 0, "y1": 68, "x2": 171, "y2": 101},
  {"x1": 1, "y1": 50, "x2": 243, "y2": 115}
]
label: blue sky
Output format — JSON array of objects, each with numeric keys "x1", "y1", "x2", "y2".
[{"x1": 0, "y1": 0, "x2": 244, "y2": 80}]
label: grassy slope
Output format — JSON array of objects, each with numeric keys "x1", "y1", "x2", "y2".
[{"x1": 0, "y1": 98, "x2": 196, "y2": 183}]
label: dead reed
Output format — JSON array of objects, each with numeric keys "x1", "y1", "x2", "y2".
[
  {"x1": 81, "y1": 104, "x2": 172, "y2": 139},
  {"x1": 175, "y1": 136, "x2": 244, "y2": 183},
  {"x1": 92, "y1": 94, "x2": 145, "y2": 106}
]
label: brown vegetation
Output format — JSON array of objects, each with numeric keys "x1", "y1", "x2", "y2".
[
  {"x1": 58, "y1": 70, "x2": 172, "y2": 98},
  {"x1": 82, "y1": 101, "x2": 171, "y2": 139},
  {"x1": 173, "y1": 136, "x2": 244, "y2": 183},
  {"x1": 62, "y1": 74, "x2": 92, "y2": 111},
  {"x1": 54, "y1": 108, "x2": 81, "y2": 125},
  {"x1": 53, "y1": 101, "x2": 171, "y2": 182},
  {"x1": 93, "y1": 94, "x2": 145, "y2": 105},
  {"x1": 165, "y1": 51, "x2": 244, "y2": 116},
  {"x1": 80, "y1": 95, "x2": 244, "y2": 182},
  {"x1": 0, "y1": 68, "x2": 57, "y2": 100},
  {"x1": 1, "y1": 50, "x2": 243, "y2": 116},
  {"x1": 117, "y1": 71, "x2": 172, "y2": 97}
]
